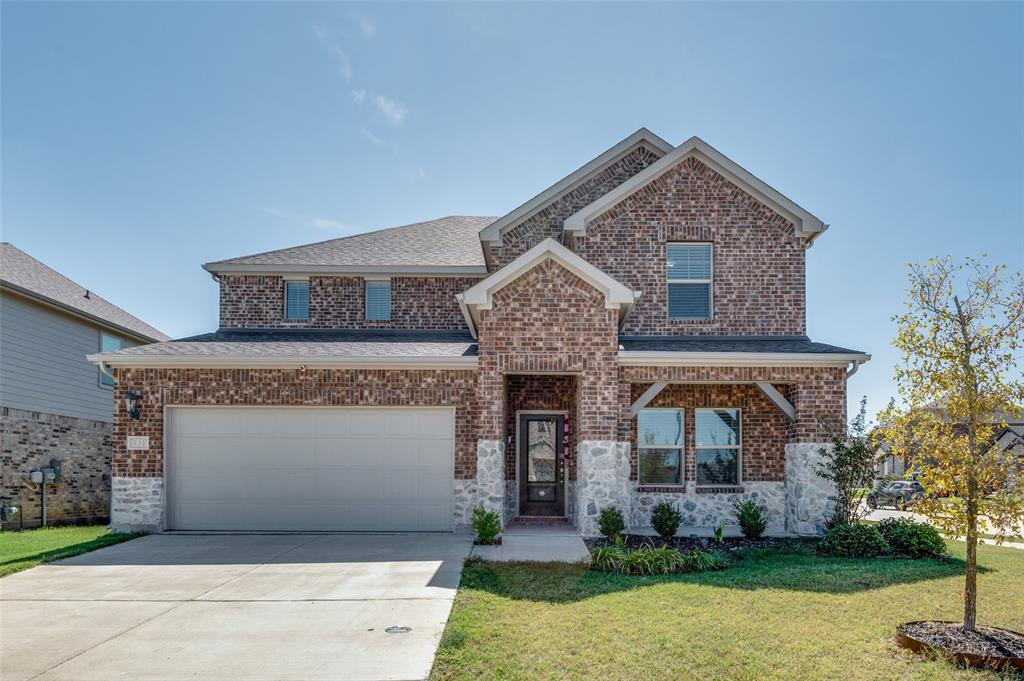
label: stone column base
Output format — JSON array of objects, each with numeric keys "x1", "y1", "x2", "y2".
[
  {"x1": 784, "y1": 442, "x2": 836, "y2": 535},
  {"x1": 110, "y1": 477, "x2": 164, "y2": 533},
  {"x1": 475, "y1": 439, "x2": 506, "y2": 523},
  {"x1": 574, "y1": 440, "x2": 631, "y2": 537}
]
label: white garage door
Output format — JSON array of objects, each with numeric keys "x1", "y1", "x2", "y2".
[{"x1": 167, "y1": 407, "x2": 454, "y2": 531}]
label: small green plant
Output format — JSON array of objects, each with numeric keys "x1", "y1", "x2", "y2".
[
  {"x1": 590, "y1": 541, "x2": 627, "y2": 572},
  {"x1": 732, "y1": 499, "x2": 768, "y2": 540},
  {"x1": 470, "y1": 506, "x2": 501, "y2": 544},
  {"x1": 681, "y1": 548, "x2": 729, "y2": 572},
  {"x1": 713, "y1": 522, "x2": 725, "y2": 543},
  {"x1": 650, "y1": 501, "x2": 682, "y2": 541},
  {"x1": 598, "y1": 506, "x2": 625, "y2": 542},
  {"x1": 818, "y1": 522, "x2": 890, "y2": 558},
  {"x1": 877, "y1": 517, "x2": 946, "y2": 558}
]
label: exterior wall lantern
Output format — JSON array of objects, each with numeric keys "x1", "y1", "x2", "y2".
[{"x1": 124, "y1": 390, "x2": 142, "y2": 420}]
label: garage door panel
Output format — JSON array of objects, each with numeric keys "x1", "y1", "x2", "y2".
[{"x1": 168, "y1": 407, "x2": 454, "y2": 531}]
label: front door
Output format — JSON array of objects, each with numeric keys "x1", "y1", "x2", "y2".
[{"x1": 518, "y1": 414, "x2": 564, "y2": 516}]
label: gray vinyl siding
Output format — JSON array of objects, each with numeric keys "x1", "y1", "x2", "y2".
[{"x1": 0, "y1": 292, "x2": 133, "y2": 422}]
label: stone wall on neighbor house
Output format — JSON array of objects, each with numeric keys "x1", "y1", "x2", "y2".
[
  {"x1": 575, "y1": 156, "x2": 807, "y2": 337},
  {"x1": 0, "y1": 406, "x2": 111, "y2": 527},
  {"x1": 218, "y1": 274, "x2": 481, "y2": 330},
  {"x1": 486, "y1": 144, "x2": 663, "y2": 270}
]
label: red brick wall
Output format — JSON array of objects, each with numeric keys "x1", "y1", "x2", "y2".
[
  {"x1": 112, "y1": 367, "x2": 479, "y2": 479},
  {"x1": 619, "y1": 365, "x2": 846, "y2": 444},
  {"x1": 218, "y1": 275, "x2": 480, "y2": 330},
  {"x1": 487, "y1": 145, "x2": 662, "y2": 270},
  {"x1": 476, "y1": 258, "x2": 620, "y2": 442},
  {"x1": 504, "y1": 374, "x2": 576, "y2": 480},
  {"x1": 629, "y1": 383, "x2": 788, "y2": 484},
  {"x1": 578, "y1": 157, "x2": 807, "y2": 336}
]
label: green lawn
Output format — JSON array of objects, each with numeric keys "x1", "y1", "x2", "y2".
[
  {"x1": 0, "y1": 525, "x2": 140, "y2": 577},
  {"x1": 431, "y1": 541, "x2": 1023, "y2": 680}
]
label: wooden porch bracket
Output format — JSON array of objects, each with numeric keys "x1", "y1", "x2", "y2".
[
  {"x1": 630, "y1": 382, "x2": 668, "y2": 417},
  {"x1": 755, "y1": 382, "x2": 796, "y2": 423}
]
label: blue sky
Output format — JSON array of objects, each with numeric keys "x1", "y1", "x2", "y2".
[{"x1": 3, "y1": 1, "x2": 1022, "y2": 420}]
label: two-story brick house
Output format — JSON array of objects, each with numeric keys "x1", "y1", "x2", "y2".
[{"x1": 91, "y1": 130, "x2": 869, "y2": 536}]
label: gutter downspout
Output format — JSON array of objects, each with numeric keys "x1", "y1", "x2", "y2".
[
  {"x1": 97, "y1": 361, "x2": 116, "y2": 384},
  {"x1": 847, "y1": 358, "x2": 865, "y2": 377}
]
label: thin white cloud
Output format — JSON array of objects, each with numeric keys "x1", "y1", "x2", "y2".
[
  {"x1": 373, "y1": 95, "x2": 406, "y2": 126},
  {"x1": 313, "y1": 26, "x2": 352, "y2": 82},
  {"x1": 259, "y1": 207, "x2": 356, "y2": 234},
  {"x1": 351, "y1": 89, "x2": 366, "y2": 104},
  {"x1": 361, "y1": 128, "x2": 386, "y2": 147},
  {"x1": 352, "y1": 13, "x2": 376, "y2": 39}
]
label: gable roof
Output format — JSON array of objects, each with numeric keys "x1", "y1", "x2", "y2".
[
  {"x1": 563, "y1": 136, "x2": 828, "y2": 244},
  {"x1": 478, "y1": 128, "x2": 673, "y2": 244},
  {"x1": 203, "y1": 216, "x2": 497, "y2": 275},
  {"x1": 0, "y1": 243, "x2": 170, "y2": 343},
  {"x1": 457, "y1": 237, "x2": 637, "y2": 337}
]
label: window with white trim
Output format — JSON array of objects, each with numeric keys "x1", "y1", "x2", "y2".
[
  {"x1": 284, "y1": 281, "x2": 309, "y2": 320},
  {"x1": 637, "y1": 408, "x2": 684, "y2": 485},
  {"x1": 366, "y1": 281, "x2": 391, "y2": 321},
  {"x1": 99, "y1": 333, "x2": 122, "y2": 387},
  {"x1": 667, "y1": 243, "x2": 712, "y2": 320},
  {"x1": 695, "y1": 408, "x2": 741, "y2": 486}
]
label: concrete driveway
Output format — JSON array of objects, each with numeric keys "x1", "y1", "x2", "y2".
[{"x1": 0, "y1": 533, "x2": 472, "y2": 681}]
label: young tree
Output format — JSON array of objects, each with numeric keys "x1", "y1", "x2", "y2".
[
  {"x1": 815, "y1": 396, "x2": 876, "y2": 527},
  {"x1": 880, "y1": 256, "x2": 1024, "y2": 632}
]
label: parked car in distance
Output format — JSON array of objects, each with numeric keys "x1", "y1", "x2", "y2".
[{"x1": 866, "y1": 480, "x2": 926, "y2": 510}]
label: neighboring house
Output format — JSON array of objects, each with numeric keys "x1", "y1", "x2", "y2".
[
  {"x1": 91, "y1": 130, "x2": 870, "y2": 537},
  {"x1": 0, "y1": 243, "x2": 169, "y2": 527}
]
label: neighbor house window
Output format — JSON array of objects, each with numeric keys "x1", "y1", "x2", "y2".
[
  {"x1": 695, "y1": 408, "x2": 741, "y2": 486},
  {"x1": 637, "y1": 409, "x2": 683, "y2": 485},
  {"x1": 667, "y1": 243, "x2": 712, "y2": 320},
  {"x1": 99, "y1": 333, "x2": 122, "y2": 387},
  {"x1": 366, "y1": 281, "x2": 391, "y2": 321},
  {"x1": 284, "y1": 281, "x2": 309, "y2": 320}
]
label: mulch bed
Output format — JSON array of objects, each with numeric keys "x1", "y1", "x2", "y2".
[
  {"x1": 897, "y1": 621, "x2": 1024, "y2": 662},
  {"x1": 584, "y1": 534, "x2": 819, "y2": 554}
]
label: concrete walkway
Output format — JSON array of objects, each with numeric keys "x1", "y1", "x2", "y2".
[
  {"x1": 471, "y1": 524, "x2": 590, "y2": 562},
  {"x1": 0, "y1": 533, "x2": 472, "y2": 681}
]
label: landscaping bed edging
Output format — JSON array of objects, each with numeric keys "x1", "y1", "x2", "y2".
[{"x1": 896, "y1": 621, "x2": 1024, "y2": 671}]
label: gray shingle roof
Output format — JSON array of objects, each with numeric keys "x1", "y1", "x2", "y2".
[
  {"x1": 205, "y1": 216, "x2": 496, "y2": 270},
  {"x1": 99, "y1": 329, "x2": 477, "y2": 360},
  {"x1": 1, "y1": 243, "x2": 170, "y2": 342},
  {"x1": 618, "y1": 335, "x2": 866, "y2": 354}
]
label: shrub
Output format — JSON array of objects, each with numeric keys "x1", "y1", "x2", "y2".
[
  {"x1": 650, "y1": 501, "x2": 682, "y2": 541},
  {"x1": 470, "y1": 506, "x2": 501, "y2": 544},
  {"x1": 878, "y1": 517, "x2": 946, "y2": 558},
  {"x1": 681, "y1": 548, "x2": 729, "y2": 572},
  {"x1": 818, "y1": 522, "x2": 890, "y2": 558},
  {"x1": 598, "y1": 506, "x2": 625, "y2": 542},
  {"x1": 590, "y1": 543, "x2": 728, "y2": 575},
  {"x1": 732, "y1": 499, "x2": 768, "y2": 540},
  {"x1": 623, "y1": 546, "x2": 686, "y2": 575},
  {"x1": 590, "y1": 541, "x2": 627, "y2": 572}
]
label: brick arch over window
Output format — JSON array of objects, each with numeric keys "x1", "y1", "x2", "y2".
[{"x1": 476, "y1": 258, "x2": 620, "y2": 442}]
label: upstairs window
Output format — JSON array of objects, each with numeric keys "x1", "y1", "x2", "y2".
[
  {"x1": 667, "y1": 243, "x2": 712, "y2": 320},
  {"x1": 695, "y1": 408, "x2": 741, "y2": 486},
  {"x1": 284, "y1": 281, "x2": 309, "y2": 320},
  {"x1": 637, "y1": 409, "x2": 684, "y2": 485},
  {"x1": 366, "y1": 281, "x2": 391, "y2": 321},
  {"x1": 99, "y1": 333, "x2": 122, "y2": 387}
]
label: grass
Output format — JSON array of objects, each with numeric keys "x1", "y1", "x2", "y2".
[
  {"x1": 431, "y1": 541, "x2": 1023, "y2": 680},
  {"x1": 0, "y1": 525, "x2": 140, "y2": 577}
]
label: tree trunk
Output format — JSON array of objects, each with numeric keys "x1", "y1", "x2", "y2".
[{"x1": 964, "y1": 478, "x2": 978, "y2": 632}]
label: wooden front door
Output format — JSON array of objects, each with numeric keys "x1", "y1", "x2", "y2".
[{"x1": 518, "y1": 414, "x2": 565, "y2": 516}]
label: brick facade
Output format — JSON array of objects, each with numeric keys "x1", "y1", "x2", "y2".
[
  {"x1": 218, "y1": 274, "x2": 480, "y2": 330},
  {"x1": 486, "y1": 145, "x2": 662, "y2": 270},
  {"x1": 577, "y1": 157, "x2": 806, "y2": 336},
  {"x1": 0, "y1": 406, "x2": 112, "y2": 527},
  {"x1": 475, "y1": 258, "x2": 621, "y2": 443},
  {"x1": 113, "y1": 367, "x2": 479, "y2": 479}
]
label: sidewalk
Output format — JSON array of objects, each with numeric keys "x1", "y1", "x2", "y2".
[{"x1": 471, "y1": 523, "x2": 590, "y2": 562}]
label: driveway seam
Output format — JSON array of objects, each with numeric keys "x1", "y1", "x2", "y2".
[{"x1": 24, "y1": 535, "x2": 323, "y2": 681}]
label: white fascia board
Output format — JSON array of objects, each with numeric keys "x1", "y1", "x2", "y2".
[
  {"x1": 479, "y1": 128, "x2": 674, "y2": 244},
  {"x1": 202, "y1": 263, "x2": 488, "y2": 276},
  {"x1": 461, "y1": 238, "x2": 635, "y2": 311},
  {"x1": 618, "y1": 350, "x2": 871, "y2": 368},
  {"x1": 87, "y1": 353, "x2": 478, "y2": 370},
  {"x1": 564, "y1": 136, "x2": 828, "y2": 240},
  {"x1": 454, "y1": 292, "x2": 478, "y2": 340}
]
